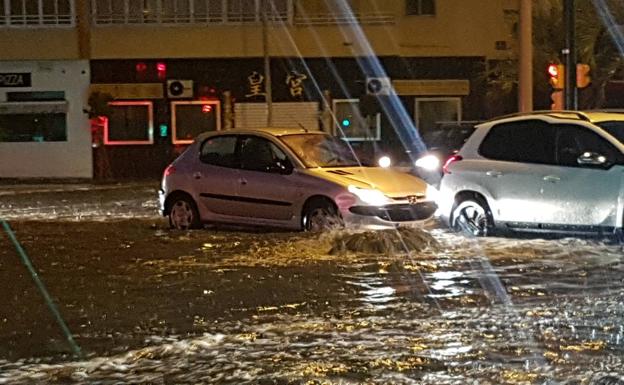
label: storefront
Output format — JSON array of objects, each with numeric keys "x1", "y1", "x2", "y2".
[
  {"x1": 89, "y1": 56, "x2": 485, "y2": 178},
  {"x1": 0, "y1": 60, "x2": 91, "y2": 178}
]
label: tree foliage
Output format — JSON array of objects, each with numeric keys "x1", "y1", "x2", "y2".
[{"x1": 487, "y1": 0, "x2": 624, "y2": 112}]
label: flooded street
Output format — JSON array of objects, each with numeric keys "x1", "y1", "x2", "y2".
[{"x1": 1, "y1": 182, "x2": 624, "y2": 384}]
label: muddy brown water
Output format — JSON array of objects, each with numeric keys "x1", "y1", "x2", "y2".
[{"x1": 2, "y1": 184, "x2": 624, "y2": 384}]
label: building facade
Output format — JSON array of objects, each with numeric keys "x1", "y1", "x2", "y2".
[{"x1": 0, "y1": 0, "x2": 520, "y2": 178}]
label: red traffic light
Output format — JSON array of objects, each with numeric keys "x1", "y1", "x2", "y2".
[{"x1": 548, "y1": 64, "x2": 565, "y2": 89}]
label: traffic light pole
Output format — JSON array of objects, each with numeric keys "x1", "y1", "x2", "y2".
[
  {"x1": 518, "y1": 0, "x2": 533, "y2": 112},
  {"x1": 563, "y1": 0, "x2": 577, "y2": 109}
]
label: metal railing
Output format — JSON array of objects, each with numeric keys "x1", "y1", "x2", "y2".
[
  {"x1": 92, "y1": 11, "x2": 288, "y2": 25},
  {"x1": 293, "y1": 13, "x2": 395, "y2": 26},
  {"x1": 91, "y1": 11, "x2": 392, "y2": 26},
  {"x1": 0, "y1": 14, "x2": 75, "y2": 27}
]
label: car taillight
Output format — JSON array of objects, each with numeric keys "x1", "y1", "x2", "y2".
[
  {"x1": 164, "y1": 164, "x2": 176, "y2": 177},
  {"x1": 442, "y1": 155, "x2": 462, "y2": 174}
]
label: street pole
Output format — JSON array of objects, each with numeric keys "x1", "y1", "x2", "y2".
[
  {"x1": 262, "y1": 1, "x2": 273, "y2": 126},
  {"x1": 563, "y1": 0, "x2": 577, "y2": 109},
  {"x1": 518, "y1": 0, "x2": 533, "y2": 112}
]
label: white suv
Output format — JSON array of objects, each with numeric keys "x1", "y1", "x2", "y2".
[{"x1": 438, "y1": 111, "x2": 624, "y2": 237}]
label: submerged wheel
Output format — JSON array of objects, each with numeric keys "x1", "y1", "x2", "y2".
[
  {"x1": 303, "y1": 201, "x2": 343, "y2": 232},
  {"x1": 451, "y1": 197, "x2": 493, "y2": 237},
  {"x1": 168, "y1": 195, "x2": 201, "y2": 230}
]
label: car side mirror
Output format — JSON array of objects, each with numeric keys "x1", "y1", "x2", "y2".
[{"x1": 577, "y1": 151, "x2": 608, "y2": 167}]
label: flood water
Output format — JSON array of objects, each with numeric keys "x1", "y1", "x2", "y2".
[{"x1": 1, "y1": 183, "x2": 623, "y2": 384}]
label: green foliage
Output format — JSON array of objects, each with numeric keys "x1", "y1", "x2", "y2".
[{"x1": 487, "y1": 0, "x2": 624, "y2": 111}]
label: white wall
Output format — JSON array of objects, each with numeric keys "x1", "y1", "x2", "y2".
[{"x1": 0, "y1": 60, "x2": 92, "y2": 178}]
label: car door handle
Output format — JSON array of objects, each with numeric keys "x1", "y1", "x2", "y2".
[
  {"x1": 238, "y1": 178, "x2": 247, "y2": 185},
  {"x1": 486, "y1": 170, "x2": 503, "y2": 177},
  {"x1": 193, "y1": 172, "x2": 202, "y2": 179},
  {"x1": 543, "y1": 175, "x2": 560, "y2": 183}
]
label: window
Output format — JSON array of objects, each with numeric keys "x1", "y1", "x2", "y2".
[
  {"x1": 227, "y1": 0, "x2": 256, "y2": 22},
  {"x1": 555, "y1": 124, "x2": 620, "y2": 167},
  {"x1": 406, "y1": 0, "x2": 435, "y2": 16},
  {"x1": 0, "y1": 113, "x2": 66, "y2": 142},
  {"x1": 171, "y1": 101, "x2": 221, "y2": 145},
  {"x1": 3, "y1": 0, "x2": 74, "y2": 26},
  {"x1": 479, "y1": 120, "x2": 556, "y2": 165},
  {"x1": 104, "y1": 101, "x2": 154, "y2": 145},
  {"x1": 240, "y1": 136, "x2": 288, "y2": 172},
  {"x1": 415, "y1": 98, "x2": 462, "y2": 140},
  {"x1": 200, "y1": 135, "x2": 239, "y2": 168},
  {"x1": 333, "y1": 99, "x2": 380, "y2": 141},
  {"x1": 92, "y1": 0, "x2": 290, "y2": 24}
]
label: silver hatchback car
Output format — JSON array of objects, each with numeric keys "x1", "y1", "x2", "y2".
[
  {"x1": 438, "y1": 111, "x2": 624, "y2": 237},
  {"x1": 159, "y1": 128, "x2": 437, "y2": 230}
]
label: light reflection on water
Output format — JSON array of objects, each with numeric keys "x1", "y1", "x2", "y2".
[{"x1": 2, "y1": 232, "x2": 624, "y2": 384}]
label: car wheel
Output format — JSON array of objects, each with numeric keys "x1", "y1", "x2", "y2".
[
  {"x1": 303, "y1": 201, "x2": 343, "y2": 232},
  {"x1": 451, "y1": 197, "x2": 492, "y2": 237},
  {"x1": 168, "y1": 196, "x2": 201, "y2": 230}
]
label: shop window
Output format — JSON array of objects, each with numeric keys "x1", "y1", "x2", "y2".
[
  {"x1": 333, "y1": 99, "x2": 380, "y2": 141},
  {"x1": 172, "y1": 100, "x2": 221, "y2": 145},
  {"x1": 405, "y1": 0, "x2": 435, "y2": 16},
  {"x1": 104, "y1": 101, "x2": 154, "y2": 145},
  {"x1": 0, "y1": 113, "x2": 67, "y2": 142},
  {"x1": 414, "y1": 97, "x2": 461, "y2": 139}
]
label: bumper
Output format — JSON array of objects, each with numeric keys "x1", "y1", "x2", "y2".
[{"x1": 343, "y1": 201, "x2": 438, "y2": 229}]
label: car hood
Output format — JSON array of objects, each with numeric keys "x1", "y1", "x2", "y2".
[{"x1": 307, "y1": 167, "x2": 429, "y2": 197}]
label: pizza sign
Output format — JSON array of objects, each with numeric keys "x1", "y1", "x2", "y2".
[{"x1": 0, "y1": 73, "x2": 31, "y2": 87}]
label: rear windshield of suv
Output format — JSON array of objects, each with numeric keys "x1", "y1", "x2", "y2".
[{"x1": 595, "y1": 121, "x2": 624, "y2": 145}]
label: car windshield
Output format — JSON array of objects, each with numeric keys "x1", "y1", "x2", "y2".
[
  {"x1": 596, "y1": 121, "x2": 624, "y2": 144},
  {"x1": 279, "y1": 134, "x2": 360, "y2": 168}
]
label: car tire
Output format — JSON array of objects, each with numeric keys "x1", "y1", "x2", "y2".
[
  {"x1": 451, "y1": 196, "x2": 493, "y2": 237},
  {"x1": 168, "y1": 195, "x2": 201, "y2": 230},
  {"x1": 303, "y1": 201, "x2": 343, "y2": 232}
]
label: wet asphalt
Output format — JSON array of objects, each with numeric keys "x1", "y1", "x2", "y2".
[{"x1": 1, "y1": 182, "x2": 624, "y2": 384}]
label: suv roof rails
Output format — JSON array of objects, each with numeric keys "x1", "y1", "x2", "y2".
[{"x1": 482, "y1": 110, "x2": 591, "y2": 124}]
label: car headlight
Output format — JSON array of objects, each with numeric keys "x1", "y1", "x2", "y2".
[
  {"x1": 377, "y1": 156, "x2": 392, "y2": 168},
  {"x1": 348, "y1": 185, "x2": 391, "y2": 206},
  {"x1": 415, "y1": 154, "x2": 440, "y2": 171}
]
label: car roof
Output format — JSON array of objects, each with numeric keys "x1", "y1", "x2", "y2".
[
  {"x1": 478, "y1": 110, "x2": 624, "y2": 128},
  {"x1": 195, "y1": 127, "x2": 326, "y2": 141}
]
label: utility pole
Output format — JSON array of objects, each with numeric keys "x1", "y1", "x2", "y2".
[
  {"x1": 262, "y1": 1, "x2": 273, "y2": 126},
  {"x1": 518, "y1": 0, "x2": 533, "y2": 112},
  {"x1": 563, "y1": 0, "x2": 577, "y2": 109}
]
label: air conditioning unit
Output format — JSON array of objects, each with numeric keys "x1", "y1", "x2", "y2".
[
  {"x1": 167, "y1": 79, "x2": 193, "y2": 98},
  {"x1": 366, "y1": 77, "x2": 392, "y2": 95}
]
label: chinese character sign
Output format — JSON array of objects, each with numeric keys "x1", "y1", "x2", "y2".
[
  {"x1": 246, "y1": 71, "x2": 266, "y2": 99},
  {"x1": 286, "y1": 71, "x2": 307, "y2": 99}
]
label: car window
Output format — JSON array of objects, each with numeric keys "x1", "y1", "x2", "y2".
[
  {"x1": 479, "y1": 120, "x2": 556, "y2": 165},
  {"x1": 199, "y1": 135, "x2": 239, "y2": 168},
  {"x1": 595, "y1": 120, "x2": 624, "y2": 145},
  {"x1": 240, "y1": 136, "x2": 288, "y2": 172},
  {"x1": 555, "y1": 124, "x2": 620, "y2": 167}
]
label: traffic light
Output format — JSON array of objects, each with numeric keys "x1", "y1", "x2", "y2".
[
  {"x1": 576, "y1": 63, "x2": 591, "y2": 88},
  {"x1": 551, "y1": 90, "x2": 564, "y2": 110},
  {"x1": 548, "y1": 64, "x2": 565, "y2": 89}
]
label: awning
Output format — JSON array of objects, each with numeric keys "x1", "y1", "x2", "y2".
[{"x1": 0, "y1": 101, "x2": 69, "y2": 114}]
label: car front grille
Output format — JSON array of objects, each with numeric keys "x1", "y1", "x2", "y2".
[{"x1": 349, "y1": 202, "x2": 437, "y2": 222}]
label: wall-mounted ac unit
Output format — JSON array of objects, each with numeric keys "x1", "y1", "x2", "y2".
[
  {"x1": 365, "y1": 77, "x2": 392, "y2": 95},
  {"x1": 167, "y1": 79, "x2": 193, "y2": 98}
]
